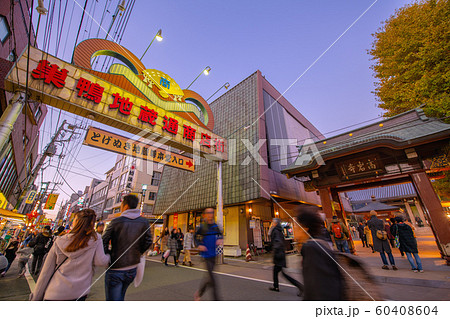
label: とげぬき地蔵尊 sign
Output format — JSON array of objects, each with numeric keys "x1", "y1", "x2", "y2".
[
  {"x1": 84, "y1": 126, "x2": 195, "y2": 172},
  {"x1": 5, "y1": 44, "x2": 227, "y2": 161}
]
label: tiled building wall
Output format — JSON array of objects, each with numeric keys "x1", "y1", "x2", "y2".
[{"x1": 154, "y1": 72, "x2": 261, "y2": 214}]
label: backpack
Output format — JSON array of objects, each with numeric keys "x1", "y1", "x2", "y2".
[{"x1": 331, "y1": 223, "x2": 343, "y2": 239}]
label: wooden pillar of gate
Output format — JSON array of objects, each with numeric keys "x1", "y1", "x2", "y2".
[
  {"x1": 318, "y1": 187, "x2": 334, "y2": 219},
  {"x1": 411, "y1": 172, "x2": 450, "y2": 265}
]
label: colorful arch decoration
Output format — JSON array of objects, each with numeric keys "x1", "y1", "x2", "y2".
[{"x1": 72, "y1": 38, "x2": 214, "y2": 131}]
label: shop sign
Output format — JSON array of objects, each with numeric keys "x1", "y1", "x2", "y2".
[
  {"x1": 84, "y1": 127, "x2": 195, "y2": 172},
  {"x1": 173, "y1": 213, "x2": 178, "y2": 229},
  {"x1": 44, "y1": 194, "x2": 59, "y2": 210},
  {"x1": 0, "y1": 193, "x2": 8, "y2": 209},
  {"x1": 25, "y1": 191, "x2": 37, "y2": 204},
  {"x1": 5, "y1": 46, "x2": 227, "y2": 161}
]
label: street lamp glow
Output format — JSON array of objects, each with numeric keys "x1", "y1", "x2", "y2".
[
  {"x1": 203, "y1": 66, "x2": 211, "y2": 75},
  {"x1": 186, "y1": 66, "x2": 212, "y2": 89},
  {"x1": 155, "y1": 29, "x2": 163, "y2": 42}
]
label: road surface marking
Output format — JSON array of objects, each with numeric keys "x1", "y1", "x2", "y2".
[
  {"x1": 25, "y1": 263, "x2": 36, "y2": 293},
  {"x1": 147, "y1": 258, "x2": 296, "y2": 288}
]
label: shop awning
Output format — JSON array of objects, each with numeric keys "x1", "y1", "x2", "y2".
[{"x1": 0, "y1": 208, "x2": 27, "y2": 221}]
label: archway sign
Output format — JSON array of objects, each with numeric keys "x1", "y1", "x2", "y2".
[{"x1": 5, "y1": 39, "x2": 227, "y2": 171}]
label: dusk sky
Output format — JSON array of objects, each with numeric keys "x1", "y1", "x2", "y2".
[{"x1": 35, "y1": 0, "x2": 415, "y2": 217}]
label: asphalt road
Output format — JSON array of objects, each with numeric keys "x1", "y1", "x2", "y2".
[{"x1": 0, "y1": 258, "x2": 449, "y2": 301}]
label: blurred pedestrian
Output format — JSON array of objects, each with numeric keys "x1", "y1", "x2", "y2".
[
  {"x1": 96, "y1": 222, "x2": 105, "y2": 235},
  {"x1": 268, "y1": 218, "x2": 303, "y2": 296},
  {"x1": 296, "y1": 207, "x2": 344, "y2": 300},
  {"x1": 0, "y1": 252, "x2": 7, "y2": 274},
  {"x1": 30, "y1": 209, "x2": 110, "y2": 301},
  {"x1": 328, "y1": 216, "x2": 350, "y2": 253},
  {"x1": 391, "y1": 217, "x2": 423, "y2": 272},
  {"x1": 102, "y1": 194, "x2": 152, "y2": 301},
  {"x1": 357, "y1": 222, "x2": 367, "y2": 247},
  {"x1": 159, "y1": 227, "x2": 169, "y2": 262},
  {"x1": 364, "y1": 223, "x2": 374, "y2": 252},
  {"x1": 1, "y1": 238, "x2": 19, "y2": 276},
  {"x1": 194, "y1": 208, "x2": 223, "y2": 301},
  {"x1": 367, "y1": 211, "x2": 397, "y2": 270},
  {"x1": 176, "y1": 228, "x2": 184, "y2": 263},
  {"x1": 15, "y1": 243, "x2": 33, "y2": 278},
  {"x1": 165, "y1": 229, "x2": 178, "y2": 266},
  {"x1": 390, "y1": 218, "x2": 405, "y2": 256},
  {"x1": 182, "y1": 227, "x2": 195, "y2": 266},
  {"x1": 54, "y1": 226, "x2": 66, "y2": 237},
  {"x1": 29, "y1": 227, "x2": 53, "y2": 275},
  {"x1": 385, "y1": 220, "x2": 395, "y2": 248}
]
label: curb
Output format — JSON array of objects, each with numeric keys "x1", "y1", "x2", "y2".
[{"x1": 374, "y1": 275, "x2": 450, "y2": 289}]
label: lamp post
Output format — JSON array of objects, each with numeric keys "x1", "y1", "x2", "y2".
[
  {"x1": 140, "y1": 29, "x2": 163, "y2": 61},
  {"x1": 185, "y1": 66, "x2": 211, "y2": 90},
  {"x1": 207, "y1": 82, "x2": 230, "y2": 102},
  {"x1": 140, "y1": 184, "x2": 148, "y2": 213}
]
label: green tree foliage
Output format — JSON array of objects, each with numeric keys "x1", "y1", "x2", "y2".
[{"x1": 369, "y1": 0, "x2": 450, "y2": 118}]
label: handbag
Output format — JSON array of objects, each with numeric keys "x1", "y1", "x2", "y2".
[
  {"x1": 163, "y1": 250, "x2": 170, "y2": 259},
  {"x1": 394, "y1": 235, "x2": 400, "y2": 248},
  {"x1": 376, "y1": 230, "x2": 388, "y2": 241},
  {"x1": 133, "y1": 256, "x2": 145, "y2": 288}
]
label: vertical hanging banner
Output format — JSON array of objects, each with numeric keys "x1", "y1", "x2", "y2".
[
  {"x1": 44, "y1": 194, "x2": 59, "y2": 210},
  {"x1": 25, "y1": 190, "x2": 37, "y2": 204},
  {"x1": 83, "y1": 127, "x2": 195, "y2": 172}
]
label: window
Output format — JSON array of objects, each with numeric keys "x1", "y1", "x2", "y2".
[
  {"x1": 0, "y1": 141, "x2": 18, "y2": 197},
  {"x1": 115, "y1": 193, "x2": 123, "y2": 204},
  {"x1": 148, "y1": 192, "x2": 157, "y2": 201},
  {"x1": 0, "y1": 15, "x2": 11, "y2": 44},
  {"x1": 151, "y1": 172, "x2": 162, "y2": 186},
  {"x1": 118, "y1": 173, "x2": 127, "y2": 190}
]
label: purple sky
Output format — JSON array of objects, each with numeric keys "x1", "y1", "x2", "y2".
[{"x1": 35, "y1": 0, "x2": 414, "y2": 217}]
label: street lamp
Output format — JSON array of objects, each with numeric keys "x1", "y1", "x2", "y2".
[
  {"x1": 140, "y1": 184, "x2": 148, "y2": 213},
  {"x1": 206, "y1": 82, "x2": 230, "y2": 102},
  {"x1": 185, "y1": 66, "x2": 211, "y2": 90},
  {"x1": 140, "y1": 29, "x2": 163, "y2": 60}
]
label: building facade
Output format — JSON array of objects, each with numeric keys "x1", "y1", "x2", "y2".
[{"x1": 154, "y1": 71, "x2": 323, "y2": 256}]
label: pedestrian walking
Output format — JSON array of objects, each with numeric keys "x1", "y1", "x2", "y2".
[
  {"x1": 102, "y1": 194, "x2": 152, "y2": 301},
  {"x1": 328, "y1": 216, "x2": 350, "y2": 253},
  {"x1": 164, "y1": 229, "x2": 178, "y2": 266},
  {"x1": 30, "y1": 209, "x2": 110, "y2": 301},
  {"x1": 296, "y1": 207, "x2": 344, "y2": 300},
  {"x1": 391, "y1": 217, "x2": 423, "y2": 272},
  {"x1": 159, "y1": 228, "x2": 169, "y2": 262},
  {"x1": 268, "y1": 218, "x2": 303, "y2": 296},
  {"x1": 54, "y1": 226, "x2": 66, "y2": 237},
  {"x1": 182, "y1": 227, "x2": 195, "y2": 266},
  {"x1": 15, "y1": 243, "x2": 33, "y2": 278},
  {"x1": 176, "y1": 228, "x2": 184, "y2": 263},
  {"x1": 96, "y1": 222, "x2": 105, "y2": 235},
  {"x1": 357, "y1": 222, "x2": 367, "y2": 247},
  {"x1": 0, "y1": 252, "x2": 7, "y2": 274},
  {"x1": 29, "y1": 227, "x2": 53, "y2": 275},
  {"x1": 194, "y1": 208, "x2": 223, "y2": 301},
  {"x1": 390, "y1": 218, "x2": 405, "y2": 256},
  {"x1": 363, "y1": 223, "x2": 374, "y2": 252},
  {"x1": 385, "y1": 220, "x2": 395, "y2": 248},
  {"x1": 1, "y1": 238, "x2": 19, "y2": 276},
  {"x1": 367, "y1": 211, "x2": 397, "y2": 270},
  {"x1": 22, "y1": 230, "x2": 37, "y2": 247}
]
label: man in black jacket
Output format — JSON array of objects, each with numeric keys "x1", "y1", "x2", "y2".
[
  {"x1": 269, "y1": 218, "x2": 303, "y2": 296},
  {"x1": 103, "y1": 194, "x2": 152, "y2": 301}
]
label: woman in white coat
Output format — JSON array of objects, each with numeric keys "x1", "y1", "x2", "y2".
[{"x1": 30, "y1": 209, "x2": 110, "y2": 301}]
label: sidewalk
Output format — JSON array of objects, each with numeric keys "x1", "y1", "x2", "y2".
[{"x1": 164, "y1": 229, "x2": 450, "y2": 290}]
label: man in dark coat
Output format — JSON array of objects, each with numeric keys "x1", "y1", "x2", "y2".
[
  {"x1": 30, "y1": 227, "x2": 52, "y2": 275},
  {"x1": 269, "y1": 218, "x2": 303, "y2": 295},
  {"x1": 367, "y1": 211, "x2": 397, "y2": 270},
  {"x1": 391, "y1": 217, "x2": 423, "y2": 272}
]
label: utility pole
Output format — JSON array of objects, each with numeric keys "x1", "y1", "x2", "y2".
[{"x1": 16, "y1": 120, "x2": 70, "y2": 214}]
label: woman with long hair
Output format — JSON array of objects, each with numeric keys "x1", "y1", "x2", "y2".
[{"x1": 30, "y1": 209, "x2": 110, "y2": 301}]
